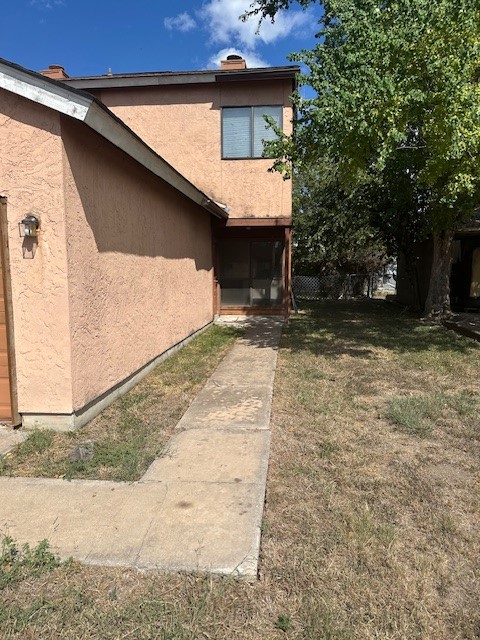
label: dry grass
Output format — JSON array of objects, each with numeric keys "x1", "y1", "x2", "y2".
[
  {"x1": 0, "y1": 325, "x2": 240, "y2": 481},
  {"x1": 1, "y1": 300, "x2": 479, "y2": 639}
]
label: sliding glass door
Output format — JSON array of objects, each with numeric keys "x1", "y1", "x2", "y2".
[{"x1": 218, "y1": 240, "x2": 284, "y2": 308}]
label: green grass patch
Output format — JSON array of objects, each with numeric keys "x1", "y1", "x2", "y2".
[
  {"x1": 0, "y1": 325, "x2": 240, "y2": 482},
  {"x1": 13, "y1": 430, "x2": 54, "y2": 462},
  {"x1": 0, "y1": 537, "x2": 63, "y2": 590},
  {"x1": 386, "y1": 391, "x2": 479, "y2": 437},
  {"x1": 385, "y1": 394, "x2": 442, "y2": 436}
]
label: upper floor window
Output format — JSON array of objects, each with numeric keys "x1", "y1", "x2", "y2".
[{"x1": 222, "y1": 106, "x2": 282, "y2": 159}]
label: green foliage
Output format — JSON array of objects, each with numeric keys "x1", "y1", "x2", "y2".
[
  {"x1": 293, "y1": 161, "x2": 388, "y2": 274},
  {"x1": 294, "y1": 0, "x2": 480, "y2": 217},
  {"x1": 0, "y1": 537, "x2": 63, "y2": 590},
  {"x1": 14, "y1": 430, "x2": 54, "y2": 461},
  {"x1": 275, "y1": 613, "x2": 292, "y2": 632}
]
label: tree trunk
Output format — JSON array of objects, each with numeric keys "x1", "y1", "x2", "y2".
[{"x1": 423, "y1": 229, "x2": 454, "y2": 319}]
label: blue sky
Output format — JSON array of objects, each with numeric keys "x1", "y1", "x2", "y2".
[{"x1": 2, "y1": 0, "x2": 321, "y2": 78}]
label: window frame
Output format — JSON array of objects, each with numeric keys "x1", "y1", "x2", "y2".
[{"x1": 221, "y1": 105, "x2": 283, "y2": 160}]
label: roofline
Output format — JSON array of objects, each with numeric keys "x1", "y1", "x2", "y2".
[
  {"x1": 64, "y1": 66, "x2": 300, "y2": 91},
  {"x1": 0, "y1": 57, "x2": 228, "y2": 220}
]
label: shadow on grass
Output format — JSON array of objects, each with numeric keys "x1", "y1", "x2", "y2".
[
  {"x1": 286, "y1": 299, "x2": 478, "y2": 359},
  {"x1": 221, "y1": 318, "x2": 284, "y2": 350}
]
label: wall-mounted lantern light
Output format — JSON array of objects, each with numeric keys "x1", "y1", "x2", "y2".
[{"x1": 19, "y1": 215, "x2": 40, "y2": 238}]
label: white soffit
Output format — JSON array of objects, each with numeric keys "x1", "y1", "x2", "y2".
[{"x1": 0, "y1": 69, "x2": 90, "y2": 120}]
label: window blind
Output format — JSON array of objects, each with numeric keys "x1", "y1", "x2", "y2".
[
  {"x1": 222, "y1": 107, "x2": 251, "y2": 158},
  {"x1": 253, "y1": 106, "x2": 282, "y2": 158}
]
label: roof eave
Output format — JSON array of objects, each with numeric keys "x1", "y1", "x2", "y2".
[
  {"x1": 0, "y1": 58, "x2": 228, "y2": 221},
  {"x1": 65, "y1": 66, "x2": 300, "y2": 91}
]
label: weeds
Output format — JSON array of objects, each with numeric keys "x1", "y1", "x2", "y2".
[
  {"x1": 274, "y1": 613, "x2": 291, "y2": 632},
  {"x1": 386, "y1": 391, "x2": 479, "y2": 437},
  {"x1": 13, "y1": 430, "x2": 54, "y2": 462},
  {"x1": 0, "y1": 537, "x2": 63, "y2": 590}
]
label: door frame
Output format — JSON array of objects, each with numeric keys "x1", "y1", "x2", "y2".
[{"x1": 0, "y1": 197, "x2": 21, "y2": 426}]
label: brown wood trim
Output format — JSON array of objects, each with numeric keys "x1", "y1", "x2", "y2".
[
  {"x1": 216, "y1": 69, "x2": 299, "y2": 84},
  {"x1": 283, "y1": 227, "x2": 292, "y2": 318},
  {"x1": 211, "y1": 220, "x2": 220, "y2": 316},
  {"x1": 220, "y1": 307, "x2": 284, "y2": 316},
  {"x1": 0, "y1": 197, "x2": 21, "y2": 426},
  {"x1": 225, "y1": 217, "x2": 292, "y2": 228}
]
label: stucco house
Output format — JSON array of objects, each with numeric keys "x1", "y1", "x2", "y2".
[{"x1": 0, "y1": 55, "x2": 297, "y2": 431}]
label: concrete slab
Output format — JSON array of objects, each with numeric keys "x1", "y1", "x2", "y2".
[
  {"x1": 176, "y1": 385, "x2": 273, "y2": 431},
  {"x1": 0, "y1": 477, "x2": 151, "y2": 565},
  {"x1": 141, "y1": 429, "x2": 270, "y2": 484},
  {"x1": 135, "y1": 481, "x2": 264, "y2": 576},
  {"x1": 0, "y1": 477, "x2": 265, "y2": 577},
  {"x1": 215, "y1": 316, "x2": 285, "y2": 328},
  {"x1": 208, "y1": 348, "x2": 277, "y2": 388}
]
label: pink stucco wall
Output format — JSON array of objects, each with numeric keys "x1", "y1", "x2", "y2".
[
  {"x1": 60, "y1": 117, "x2": 214, "y2": 411},
  {"x1": 0, "y1": 89, "x2": 73, "y2": 414},
  {"x1": 0, "y1": 88, "x2": 214, "y2": 419},
  {"x1": 92, "y1": 78, "x2": 293, "y2": 219}
]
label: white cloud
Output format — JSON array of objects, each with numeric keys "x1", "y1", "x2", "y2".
[
  {"x1": 207, "y1": 47, "x2": 268, "y2": 69},
  {"x1": 29, "y1": 0, "x2": 64, "y2": 8},
  {"x1": 198, "y1": 0, "x2": 312, "y2": 48},
  {"x1": 164, "y1": 12, "x2": 197, "y2": 32}
]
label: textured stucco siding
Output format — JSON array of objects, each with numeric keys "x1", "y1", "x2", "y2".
[
  {"x1": 93, "y1": 79, "x2": 293, "y2": 219},
  {"x1": 0, "y1": 89, "x2": 73, "y2": 414},
  {"x1": 60, "y1": 117, "x2": 214, "y2": 411}
]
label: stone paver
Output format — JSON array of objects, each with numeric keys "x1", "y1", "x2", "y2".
[{"x1": 0, "y1": 319, "x2": 282, "y2": 578}]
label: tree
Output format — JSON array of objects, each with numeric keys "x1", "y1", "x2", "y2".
[
  {"x1": 245, "y1": 0, "x2": 480, "y2": 316},
  {"x1": 293, "y1": 161, "x2": 388, "y2": 275}
]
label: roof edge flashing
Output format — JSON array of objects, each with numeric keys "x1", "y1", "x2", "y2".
[{"x1": 65, "y1": 66, "x2": 300, "y2": 91}]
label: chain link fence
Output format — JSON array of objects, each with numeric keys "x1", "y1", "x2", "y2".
[{"x1": 293, "y1": 274, "x2": 379, "y2": 300}]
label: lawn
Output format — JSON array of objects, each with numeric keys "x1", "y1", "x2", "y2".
[{"x1": 1, "y1": 300, "x2": 479, "y2": 639}]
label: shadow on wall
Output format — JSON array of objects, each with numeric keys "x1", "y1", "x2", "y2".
[
  {"x1": 60, "y1": 116, "x2": 212, "y2": 271},
  {"x1": 95, "y1": 83, "x2": 221, "y2": 110}
]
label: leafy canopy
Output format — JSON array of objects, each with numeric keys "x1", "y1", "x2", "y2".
[
  {"x1": 293, "y1": 161, "x2": 388, "y2": 274},
  {"x1": 253, "y1": 0, "x2": 480, "y2": 232}
]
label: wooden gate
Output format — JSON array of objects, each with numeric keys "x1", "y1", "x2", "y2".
[{"x1": 0, "y1": 197, "x2": 20, "y2": 425}]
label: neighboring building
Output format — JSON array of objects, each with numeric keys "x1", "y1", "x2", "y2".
[
  {"x1": 451, "y1": 218, "x2": 480, "y2": 311},
  {"x1": 0, "y1": 55, "x2": 297, "y2": 430},
  {"x1": 396, "y1": 217, "x2": 480, "y2": 311}
]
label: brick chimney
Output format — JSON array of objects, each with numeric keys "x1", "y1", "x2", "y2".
[
  {"x1": 220, "y1": 55, "x2": 247, "y2": 71},
  {"x1": 40, "y1": 64, "x2": 70, "y2": 80}
]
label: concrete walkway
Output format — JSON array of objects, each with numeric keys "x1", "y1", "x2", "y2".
[
  {"x1": 0, "y1": 320, "x2": 282, "y2": 578},
  {"x1": 444, "y1": 313, "x2": 480, "y2": 342}
]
